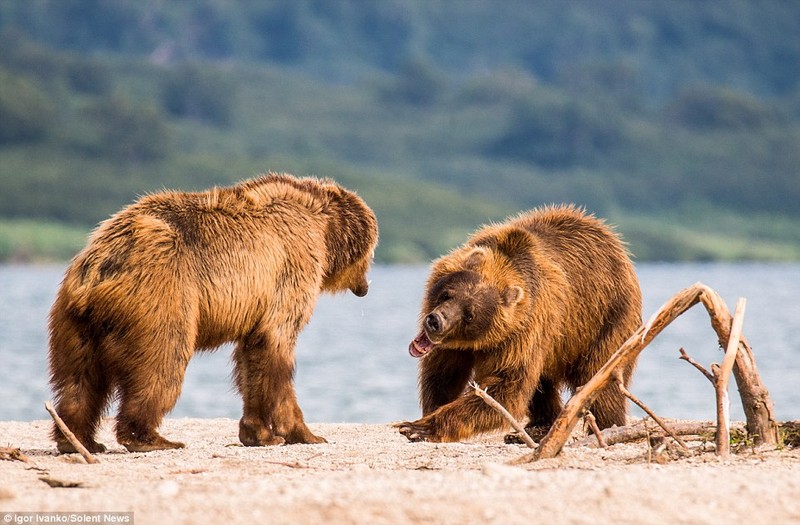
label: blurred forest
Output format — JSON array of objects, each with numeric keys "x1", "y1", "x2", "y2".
[{"x1": 1, "y1": 0, "x2": 799, "y2": 263}]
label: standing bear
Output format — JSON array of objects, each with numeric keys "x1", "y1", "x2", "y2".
[
  {"x1": 399, "y1": 205, "x2": 641, "y2": 443},
  {"x1": 49, "y1": 173, "x2": 378, "y2": 453}
]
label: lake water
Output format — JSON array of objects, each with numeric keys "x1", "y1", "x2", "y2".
[{"x1": 1, "y1": 263, "x2": 798, "y2": 425}]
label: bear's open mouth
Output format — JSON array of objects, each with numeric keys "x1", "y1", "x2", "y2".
[{"x1": 409, "y1": 331, "x2": 435, "y2": 358}]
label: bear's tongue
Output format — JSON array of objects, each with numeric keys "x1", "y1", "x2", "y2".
[{"x1": 409, "y1": 332, "x2": 435, "y2": 358}]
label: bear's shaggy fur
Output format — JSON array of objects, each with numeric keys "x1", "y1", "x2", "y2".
[
  {"x1": 399, "y1": 205, "x2": 641, "y2": 442},
  {"x1": 49, "y1": 173, "x2": 378, "y2": 453}
]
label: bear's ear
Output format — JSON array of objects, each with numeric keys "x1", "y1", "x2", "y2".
[
  {"x1": 501, "y1": 286, "x2": 524, "y2": 307},
  {"x1": 464, "y1": 247, "x2": 487, "y2": 270}
]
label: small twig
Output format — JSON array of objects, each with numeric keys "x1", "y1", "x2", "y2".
[
  {"x1": 264, "y1": 460, "x2": 310, "y2": 469},
  {"x1": 679, "y1": 347, "x2": 715, "y2": 383},
  {"x1": 584, "y1": 412, "x2": 606, "y2": 448},
  {"x1": 0, "y1": 447, "x2": 30, "y2": 463},
  {"x1": 614, "y1": 373, "x2": 689, "y2": 452},
  {"x1": 44, "y1": 401, "x2": 99, "y2": 464},
  {"x1": 469, "y1": 381, "x2": 537, "y2": 449},
  {"x1": 264, "y1": 452, "x2": 323, "y2": 469},
  {"x1": 39, "y1": 476, "x2": 85, "y2": 488}
]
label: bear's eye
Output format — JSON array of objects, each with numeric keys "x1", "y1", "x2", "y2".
[
  {"x1": 440, "y1": 291, "x2": 451, "y2": 301},
  {"x1": 464, "y1": 310, "x2": 474, "y2": 323}
]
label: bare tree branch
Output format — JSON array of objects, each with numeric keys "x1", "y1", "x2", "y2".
[
  {"x1": 584, "y1": 411, "x2": 606, "y2": 448},
  {"x1": 679, "y1": 347, "x2": 715, "y2": 383},
  {"x1": 614, "y1": 371, "x2": 689, "y2": 452}
]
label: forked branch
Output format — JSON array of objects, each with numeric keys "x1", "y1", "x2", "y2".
[{"x1": 528, "y1": 283, "x2": 777, "y2": 461}]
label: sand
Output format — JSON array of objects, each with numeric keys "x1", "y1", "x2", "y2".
[{"x1": 1, "y1": 418, "x2": 799, "y2": 524}]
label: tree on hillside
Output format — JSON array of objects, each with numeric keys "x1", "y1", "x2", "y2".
[{"x1": 0, "y1": 68, "x2": 55, "y2": 144}]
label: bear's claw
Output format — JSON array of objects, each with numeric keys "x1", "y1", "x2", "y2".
[{"x1": 397, "y1": 420, "x2": 436, "y2": 442}]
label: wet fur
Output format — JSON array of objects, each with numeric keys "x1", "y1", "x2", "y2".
[
  {"x1": 401, "y1": 205, "x2": 641, "y2": 442},
  {"x1": 49, "y1": 173, "x2": 378, "y2": 453}
]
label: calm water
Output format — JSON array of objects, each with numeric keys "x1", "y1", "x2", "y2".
[{"x1": 1, "y1": 263, "x2": 798, "y2": 424}]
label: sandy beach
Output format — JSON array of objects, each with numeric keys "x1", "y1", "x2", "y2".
[{"x1": 2, "y1": 418, "x2": 799, "y2": 524}]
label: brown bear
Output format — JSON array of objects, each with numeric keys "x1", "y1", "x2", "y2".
[
  {"x1": 49, "y1": 173, "x2": 378, "y2": 453},
  {"x1": 398, "y1": 205, "x2": 641, "y2": 443}
]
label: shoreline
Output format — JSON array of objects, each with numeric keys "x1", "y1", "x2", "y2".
[{"x1": 2, "y1": 418, "x2": 799, "y2": 524}]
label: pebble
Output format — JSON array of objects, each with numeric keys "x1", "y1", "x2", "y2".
[{"x1": 158, "y1": 480, "x2": 180, "y2": 497}]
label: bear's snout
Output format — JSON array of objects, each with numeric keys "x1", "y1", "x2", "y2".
[
  {"x1": 350, "y1": 276, "x2": 370, "y2": 297},
  {"x1": 425, "y1": 312, "x2": 443, "y2": 334},
  {"x1": 424, "y1": 302, "x2": 460, "y2": 341}
]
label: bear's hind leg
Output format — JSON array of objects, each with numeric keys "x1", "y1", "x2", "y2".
[
  {"x1": 576, "y1": 294, "x2": 641, "y2": 430},
  {"x1": 114, "y1": 342, "x2": 190, "y2": 452},
  {"x1": 569, "y1": 344, "x2": 631, "y2": 430},
  {"x1": 52, "y1": 376, "x2": 112, "y2": 454},
  {"x1": 49, "y1": 311, "x2": 111, "y2": 454},
  {"x1": 521, "y1": 377, "x2": 563, "y2": 441},
  {"x1": 586, "y1": 362, "x2": 632, "y2": 429},
  {"x1": 527, "y1": 377, "x2": 563, "y2": 427},
  {"x1": 51, "y1": 381, "x2": 111, "y2": 453}
]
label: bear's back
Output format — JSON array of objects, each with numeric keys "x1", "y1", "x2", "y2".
[
  {"x1": 511, "y1": 206, "x2": 619, "y2": 254},
  {"x1": 511, "y1": 204, "x2": 640, "y2": 321}
]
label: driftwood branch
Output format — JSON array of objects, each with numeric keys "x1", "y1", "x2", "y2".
[
  {"x1": 45, "y1": 401, "x2": 99, "y2": 464},
  {"x1": 530, "y1": 283, "x2": 778, "y2": 461},
  {"x1": 571, "y1": 421, "x2": 720, "y2": 448},
  {"x1": 714, "y1": 297, "x2": 746, "y2": 456},
  {"x1": 614, "y1": 371, "x2": 689, "y2": 452},
  {"x1": 697, "y1": 289, "x2": 778, "y2": 445},
  {"x1": 470, "y1": 381, "x2": 537, "y2": 449}
]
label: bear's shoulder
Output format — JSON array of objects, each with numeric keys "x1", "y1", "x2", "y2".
[
  {"x1": 235, "y1": 173, "x2": 335, "y2": 211},
  {"x1": 130, "y1": 173, "x2": 336, "y2": 218}
]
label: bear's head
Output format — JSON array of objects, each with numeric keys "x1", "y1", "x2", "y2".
[
  {"x1": 409, "y1": 245, "x2": 526, "y2": 358},
  {"x1": 320, "y1": 183, "x2": 379, "y2": 297}
]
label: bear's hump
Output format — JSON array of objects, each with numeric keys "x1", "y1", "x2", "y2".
[{"x1": 236, "y1": 173, "x2": 335, "y2": 212}]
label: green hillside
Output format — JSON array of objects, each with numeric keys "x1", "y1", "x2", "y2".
[{"x1": 1, "y1": 1, "x2": 798, "y2": 263}]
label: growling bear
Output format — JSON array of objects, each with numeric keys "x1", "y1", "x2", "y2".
[
  {"x1": 399, "y1": 205, "x2": 641, "y2": 442},
  {"x1": 49, "y1": 173, "x2": 378, "y2": 453}
]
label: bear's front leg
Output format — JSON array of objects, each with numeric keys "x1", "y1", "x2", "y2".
[
  {"x1": 233, "y1": 334, "x2": 285, "y2": 446},
  {"x1": 397, "y1": 414, "x2": 443, "y2": 442},
  {"x1": 398, "y1": 399, "x2": 492, "y2": 443},
  {"x1": 418, "y1": 348, "x2": 475, "y2": 415},
  {"x1": 399, "y1": 374, "x2": 531, "y2": 442},
  {"x1": 272, "y1": 395, "x2": 327, "y2": 445},
  {"x1": 266, "y1": 338, "x2": 326, "y2": 444},
  {"x1": 233, "y1": 330, "x2": 326, "y2": 446}
]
